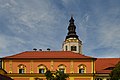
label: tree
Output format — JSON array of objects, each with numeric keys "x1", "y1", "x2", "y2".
[
  {"x1": 110, "y1": 61, "x2": 120, "y2": 80},
  {"x1": 55, "y1": 70, "x2": 69, "y2": 80},
  {"x1": 45, "y1": 70, "x2": 54, "y2": 80},
  {"x1": 45, "y1": 70, "x2": 69, "y2": 80}
]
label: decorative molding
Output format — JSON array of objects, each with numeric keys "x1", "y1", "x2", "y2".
[
  {"x1": 70, "y1": 60, "x2": 74, "y2": 73},
  {"x1": 9, "y1": 60, "x2": 12, "y2": 73},
  {"x1": 50, "y1": 60, "x2": 54, "y2": 71}
]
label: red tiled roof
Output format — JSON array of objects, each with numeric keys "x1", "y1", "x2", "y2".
[
  {"x1": 95, "y1": 58, "x2": 120, "y2": 73},
  {"x1": 3, "y1": 51, "x2": 93, "y2": 59}
]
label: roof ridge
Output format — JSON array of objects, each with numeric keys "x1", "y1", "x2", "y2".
[
  {"x1": 3, "y1": 51, "x2": 94, "y2": 59},
  {"x1": 97, "y1": 58, "x2": 120, "y2": 59}
]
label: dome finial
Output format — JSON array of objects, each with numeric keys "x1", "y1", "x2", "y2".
[{"x1": 69, "y1": 14, "x2": 74, "y2": 22}]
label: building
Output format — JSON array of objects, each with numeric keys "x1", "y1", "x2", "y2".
[{"x1": 0, "y1": 17, "x2": 120, "y2": 80}]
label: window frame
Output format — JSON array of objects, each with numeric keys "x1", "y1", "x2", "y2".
[
  {"x1": 18, "y1": 64, "x2": 26, "y2": 74},
  {"x1": 39, "y1": 69, "x2": 45, "y2": 74},
  {"x1": 58, "y1": 64, "x2": 66, "y2": 73},
  {"x1": 71, "y1": 46, "x2": 77, "y2": 51},
  {"x1": 65, "y1": 45, "x2": 68, "y2": 51},
  {"x1": 78, "y1": 64, "x2": 86, "y2": 74},
  {"x1": 38, "y1": 64, "x2": 47, "y2": 74},
  {"x1": 19, "y1": 69, "x2": 25, "y2": 74}
]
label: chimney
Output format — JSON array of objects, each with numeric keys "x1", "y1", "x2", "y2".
[
  {"x1": 39, "y1": 49, "x2": 42, "y2": 51},
  {"x1": 47, "y1": 48, "x2": 50, "y2": 51},
  {"x1": 33, "y1": 48, "x2": 37, "y2": 51}
]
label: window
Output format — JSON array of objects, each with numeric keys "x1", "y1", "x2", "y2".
[
  {"x1": 19, "y1": 69, "x2": 24, "y2": 74},
  {"x1": 78, "y1": 64, "x2": 86, "y2": 74},
  {"x1": 79, "y1": 46, "x2": 81, "y2": 53},
  {"x1": 71, "y1": 46, "x2": 77, "y2": 51},
  {"x1": 39, "y1": 69, "x2": 45, "y2": 74},
  {"x1": 59, "y1": 68, "x2": 65, "y2": 73},
  {"x1": 38, "y1": 64, "x2": 47, "y2": 74},
  {"x1": 65, "y1": 46, "x2": 68, "y2": 51},
  {"x1": 18, "y1": 64, "x2": 26, "y2": 74},
  {"x1": 79, "y1": 69, "x2": 84, "y2": 73},
  {"x1": 58, "y1": 64, "x2": 66, "y2": 73}
]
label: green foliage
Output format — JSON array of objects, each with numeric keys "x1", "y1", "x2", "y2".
[
  {"x1": 45, "y1": 70, "x2": 69, "y2": 80},
  {"x1": 45, "y1": 70, "x2": 54, "y2": 80},
  {"x1": 110, "y1": 61, "x2": 120, "y2": 80},
  {"x1": 55, "y1": 70, "x2": 69, "y2": 80}
]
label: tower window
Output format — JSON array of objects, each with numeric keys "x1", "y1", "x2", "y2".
[
  {"x1": 65, "y1": 46, "x2": 68, "y2": 51},
  {"x1": 79, "y1": 46, "x2": 81, "y2": 53},
  {"x1": 71, "y1": 46, "x2": 76, "y2": 51}
]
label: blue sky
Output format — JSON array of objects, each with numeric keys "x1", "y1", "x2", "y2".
[{"x1": 0, "y1": 0, "x2": 120, "y2": 58}]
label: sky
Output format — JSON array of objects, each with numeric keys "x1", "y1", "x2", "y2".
[{"x1": 0, "y1": 0, "x2": 120, "y2": 58}]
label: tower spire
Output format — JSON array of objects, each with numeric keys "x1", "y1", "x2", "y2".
[
  {"x1": 62, "y1": 16, "x2": 82, "y2": 54},
  {"x1": 66, "y1": 16, "x2": 78, "y2": 39}
]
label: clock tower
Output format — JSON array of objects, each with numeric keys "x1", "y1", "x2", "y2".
[{"x1": 62, "y1": 16, "x2": 82, "y2": 54}]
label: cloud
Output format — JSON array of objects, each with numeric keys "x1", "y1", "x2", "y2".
[
  {"x1": 76, "y1": 0, "x2": 120, "y2": 58},
  {"x1": 0, "y1": 0, "x2": 67, "y2": 57},
  {"x1": 0, "y1": 34, "x2": 26, "y2": 56},
  {"x1": 0, "y1": 35, "x2": 8, "y2": 49}
]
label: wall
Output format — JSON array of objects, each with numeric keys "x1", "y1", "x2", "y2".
[{"x1": 3, "y1": 59, "x2": 94, "y2": 80}]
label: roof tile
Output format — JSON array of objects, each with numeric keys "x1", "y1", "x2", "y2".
[
  {"x1": 95, "y1": 58, "x2": 120, "y2": 73},
  {"x1": 3, "y1": 51, "x2": 93, "y2": 59}
]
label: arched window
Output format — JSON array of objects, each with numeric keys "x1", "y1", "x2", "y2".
[
  {"x1": 38, "y1": 64, "x2": 47, "y2": 74},
  {"x1": 71, "y1": 46, "x2": 77, "y2": 51},
  {"x1": 18, "y1": 64, "x2": 26, "y2": 74},
  {"x1": 79, "y1": 46, "x2": 81, "y2": 53},
  {"x1": 78, "y1": 64, "x2": 86, "y2": 73},
  {"x1": 58, "y1": 64, "x2": 66, "y2": 73},
  {"x1": 65, "y1": 45, "x2": 68, "y2": 51}
]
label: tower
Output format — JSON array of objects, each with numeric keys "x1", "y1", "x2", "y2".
[{"x1": 62, "y1": 16, "x2": 82, "y2": 54}]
